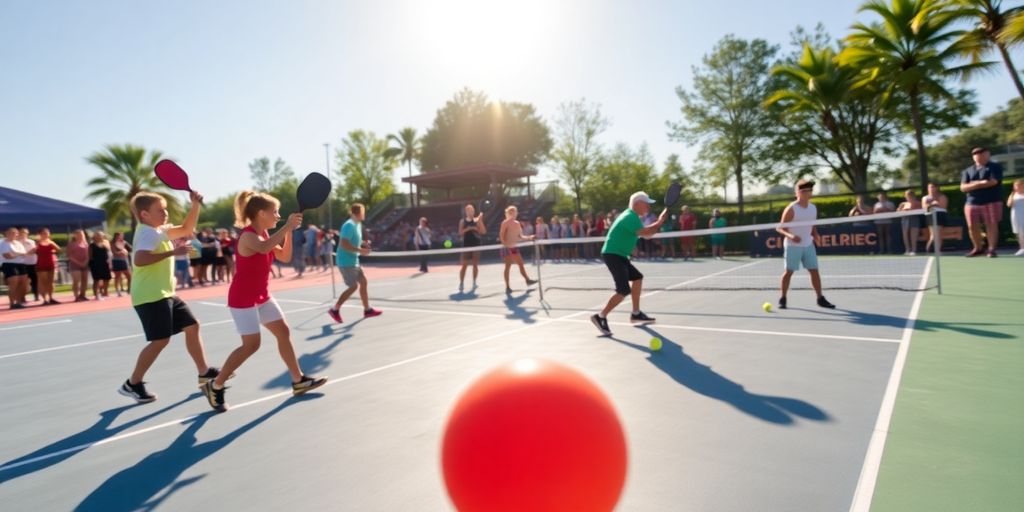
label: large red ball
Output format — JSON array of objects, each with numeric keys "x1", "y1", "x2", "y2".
[{"x1": 442, "y1": 359, "x2": 628, "y2": 512}]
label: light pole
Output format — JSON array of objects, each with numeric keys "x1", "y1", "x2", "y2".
[{"x1": 324, "y1": 143, "x2": 336, "y2": 297}]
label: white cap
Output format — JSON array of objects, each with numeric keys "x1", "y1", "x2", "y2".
[{"x1": 629, "y1": 191, "x2": 657, "y2": 207}]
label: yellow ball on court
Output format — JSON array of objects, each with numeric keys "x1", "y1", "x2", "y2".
[
  {"x1": 444, "y1": 240, "x2": 453, "y2": 249},
  {"x1": 649, "y1": 337, "x2": 662, "y2": 351},
  {"x1": 762, "y1": 302, "x2": 772, "y2": 312}
]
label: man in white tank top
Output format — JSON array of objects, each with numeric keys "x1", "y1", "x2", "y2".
[{"x1": 775, "y1": 179, "x2": 835, "y2": 309}]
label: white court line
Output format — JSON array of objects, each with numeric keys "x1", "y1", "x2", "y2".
[
  {"x1": 848, "y1": 256, "x2": 934, "y2": 512},
  {"x1": 0, "y1": 260, "x2": 769, "y2": 472},
  {"x1": 641, "y1": 260, "x2": 765, "y2": 298},
  {"x1": 384, "y1": 265, "x2": 600, "y2": 301},
  {"x1": 0, "y1": 319, "x2": 72, "y2": 331},
  {"x1": 197, "y1": 301, "x2": 226, "y2": 307},
  {"x1": 0, "y1": 306, "x2": 325, "y2": 360},
  {"x1": 274, "y1": 298, "x2": 326, "y2": 305}
]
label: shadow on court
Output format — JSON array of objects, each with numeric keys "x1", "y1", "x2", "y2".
[
  {"x1": 504, "y1": 289, "x2": 537, "y2": 324},
  {"x1": 609, "y1": 326, "x2": 830, "y2": 425},
  {"x1": 0, "y1": 393, "x2": 201, "y2": 485},
  {"x1": 261, "y1": 320, "x2": 364, "y2": 390},
  {"x1": 73, "y1": 394, "x2": 320, "y2": 512},
  {"x1": 794, "y1": 308, "x2": 1018, "y2": 340}
]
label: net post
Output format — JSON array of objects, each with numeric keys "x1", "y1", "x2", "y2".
[
  {"x1": 930, "y1": 207, "x2": 942, "y2": 295},
  {"x1": 534, "y1": 240, "x2": 544, "y2": 302}
]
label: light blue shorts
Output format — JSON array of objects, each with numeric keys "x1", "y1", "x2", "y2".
[{"x1": 784, "y1": 244, "x2": 818, "y2": 271}]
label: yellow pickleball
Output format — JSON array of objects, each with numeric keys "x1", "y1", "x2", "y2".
[{"x1": 649, "y1": 337, "x2": 662, "y2": 351}]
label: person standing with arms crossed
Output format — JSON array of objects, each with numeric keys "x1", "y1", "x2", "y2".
[
  {"x1": 961, "y1": 147, "x2": 1005, "y2": 257},
  {"x1": 327, "y1": 204, "x2": 382, "y2": 323},
  {"x1": 776, "y1": 179, "x2": 836, "y2": 310},
  {"x1": 590, "y1": 192, "x2": 667, "y2": 336}
]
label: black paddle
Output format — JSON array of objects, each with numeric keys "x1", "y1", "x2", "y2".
[
  {"x1": 296, "y1": 172, "x2": 331, "y2": 211},
  {"x1": 663, "y1": 181, "x2": 682, "y2": 211}
]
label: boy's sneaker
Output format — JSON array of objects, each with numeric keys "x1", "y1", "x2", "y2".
[
  {"x1": 118, "y1": 379, "x2": 157, "y2": 404},
  {"x1": 590, "y1": 314, "x2": 612, "y2": 336},
  {"x1": 292, "y1": 375, "x2": 328, "y2": 396},
  {"x1": 327, "y1": 308, "x2": 343, "y2": 323},
  {"x1": 526, "y1": 278, "x2": 538, "y2": 286},
  {"x1": 630, "y1": 311, "x2": 656, "y2": 323},
  {"x1": 364, "y1": 308, "x2": 382, "y2": 318},
  {"x1": 201, "y1": 381, "x2": 228, "y2": 413},
  {"x1": 778, "y1": 296, "x2": 787, "y2": 309},
  {"x1": 197, "y1": 367, "x2": 235, "y2": 386},
  {"x1": 817, "y1": 296, "x2": 836, "y2": 309}
]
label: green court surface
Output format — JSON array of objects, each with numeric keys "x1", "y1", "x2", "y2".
[{"x1": 870, "y1": 257, "x2": 1024, "y2": 511}]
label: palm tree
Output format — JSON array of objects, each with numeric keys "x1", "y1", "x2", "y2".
[
  {"x1": 840, "y1": 0, "x2": 995, "y2": 193},
  {"x1": 767, "y1": 43, "x2": 901, "y2": 193},
  {"x1": 85, "y1": 144, "x2": 181, "y2": 232},
  {"x1": 384, "y1": 127, "x2": 420, "y2": 206},
  {"x1": 950, "y1": 0, "x2": 1024, "y2": 100}
]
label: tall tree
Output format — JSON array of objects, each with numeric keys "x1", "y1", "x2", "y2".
[
  {"x1": 84, "y1": 144, "x2": 181, "y2": 232},
  {"x1": 767, "y1": 41, "x2": 902, "y2": 193},
  {"x1": 841, "y1": 0, "x2": 995, "y2": 194},
  {"x1": 582, "y1": 143, "x2": 661, "y2": 213},
  {"x1": 552, "y1": 99, "x2": 610, "y2": 213},
  {"x1": 950, "y1": 0, "x2": 1024, "y2": 100},
  {"x1": 335, "y1": 130, "x2": 397, "y2": 209},
  {"x1": 668, "y1": 35, "x2": 780, "y2": 215},
  {"x1": 248, "y1": 157, "x2": 296, "y2": 191},
  {"x1": 384, "y1": 127, "x2": 421, "y2": 201},
  {"x1": 419, "y1": 88, "x2": 552, "y2": 172}
]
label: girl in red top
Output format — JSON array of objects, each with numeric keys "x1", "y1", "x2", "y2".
[
  {"x1": 201, "y1": 191, "x2": 327, "y2": 413},
  {"x1": 35, "y1": 228, "x2": 61, "y2": 304}
]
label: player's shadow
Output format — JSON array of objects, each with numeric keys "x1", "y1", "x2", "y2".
[
  {"x1": 449, "y1": 284, "x2": 481, "y2": 302},
  {"x1": 0, "y1": 393, "x2": 201, "y2": 485},
  {"x1": 262, "y1": 321, "x2": 362, "y2": 390},
  {"x1": 503, "y1": 289, "x2": 537, "y2": 324},
  {"x1": 795, "y1": 308, "x2": 1016, "y2": 339},
  {"x1": 610, "y1": 326, "x2": 829, "y2": 425},
  {"x1": 73, "y1": 394, "x2": 320, "y2": 512}
]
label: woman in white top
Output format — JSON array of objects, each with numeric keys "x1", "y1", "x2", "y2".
[
  {"x1": 922, "y1": 183, "x2": 949, "y2": 253},
  {"x1": 1007, "y1": 178, "x2": 1024, "y2": 256},
  {"x1": 897, "y1": 189, "x2": 923, "y2": 256},
  {"x1": 1, "y1": 227, "x2": 31, "y2": 309},
  {"x1": 414, "y1": 217, "x2": 432, "y2": 272}
]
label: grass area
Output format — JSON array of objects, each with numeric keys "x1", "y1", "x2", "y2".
[{"x1": 871, "y1": 257, "x2": 1024, "y2": 511}]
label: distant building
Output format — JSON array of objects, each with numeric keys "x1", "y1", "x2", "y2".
[{"x1": 990, "y1": 144, "x2": 1024, "y2": 175}]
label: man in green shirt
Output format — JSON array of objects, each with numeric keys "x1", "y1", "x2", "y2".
[{"x1": 591, "y1": 192, "x2": 668, "y2": 335}]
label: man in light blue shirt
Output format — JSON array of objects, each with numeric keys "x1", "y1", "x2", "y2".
[{"x1": 327, "y1": 203, "x2": 382, "y2": 323}]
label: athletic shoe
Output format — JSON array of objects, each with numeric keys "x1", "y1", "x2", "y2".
[
  {"x1": 987, "y1": 250, "x2": 998, "y2": 258},
  {"x1": 197, "y1": 367, "x2": 235, "y2": 386},
  {"x1": 965, "y1": 249, "x2": 983, "y2": 257},
  {"x1": 506, "y1": 287, "x2": 513, "y2": 294},
  {"x1": 590, "y1": 314, "x2": 612, "y2": 336},
  {"x1": 10, "y1": 303, "x2": 25, "y2": 310},
  {"x1": 778, "y1": 296, "x2": 787, "y2": 309},
  {"x1": 118, "y1": 379, "x2": 157, "y2": 404},
  {"x1": 526, "y1": 278, "x2": 538, "y2": 286},
  {"x1": 292, "y1": 375, "x2": 328, "y2": 396},
  {"x1": 201, "y1": 381, "x2": 228, "y2": 413},
  {"x1": 817, "y1": 296, "x2": 836, "y2": 309},
  {"x1": 1015, "y1": 249, "x2": 1024, "y2": 256},
  {"x1": 630, "y1": 311, "x2": 656, "y2": 323},
  {"x1": 327, "y1": 308, "x2": 343, "y2": 323},
  {"x1": 364, "y1": 308, "x2": 382, "y2": 318}
]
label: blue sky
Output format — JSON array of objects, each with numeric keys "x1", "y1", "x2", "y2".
[{"x1": 3, "y1": 0, "x2": 1021, "y2": 205}]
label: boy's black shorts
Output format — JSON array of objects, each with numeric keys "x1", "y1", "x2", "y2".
[{"x1": 133, "y1": 296, "x2": 198, "y2": 341}]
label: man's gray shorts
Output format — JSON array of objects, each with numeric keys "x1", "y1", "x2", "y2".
[{"x1": 339, "y1": 266, "x2": 364, "y2": 288}]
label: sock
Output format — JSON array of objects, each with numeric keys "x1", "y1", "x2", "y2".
[{"x1": 598, "y1": 314, "x2": 607, "y2": 319}]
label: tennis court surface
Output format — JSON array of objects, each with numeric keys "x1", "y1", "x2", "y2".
[{"x1": 1, "y1": 254, "x2": 1020, "y2": 511}]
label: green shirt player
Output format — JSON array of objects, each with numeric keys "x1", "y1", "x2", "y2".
[{"x1": 591, "y1": 191, "x2": 668, "y2": 336}]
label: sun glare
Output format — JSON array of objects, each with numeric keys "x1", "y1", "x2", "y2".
[{"x1": 406, "y1": 0, "x2": 558, "y2": 82}]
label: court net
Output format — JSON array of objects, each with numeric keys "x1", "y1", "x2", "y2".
[{"x1": 362, "y1": 208, "x2": 942, "y2": 294}]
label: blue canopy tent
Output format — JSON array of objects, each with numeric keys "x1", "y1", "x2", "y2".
[{"x1": 0, "y1": 186, "x2": 106, "y2": 231}]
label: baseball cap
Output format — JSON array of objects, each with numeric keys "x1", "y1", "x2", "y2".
[
  {"x1": 795, "y1": 179, "x2": 816, "y2": 190},
  {"x1": 629, "y1": 191, "x2": 657, "y2": 206}
]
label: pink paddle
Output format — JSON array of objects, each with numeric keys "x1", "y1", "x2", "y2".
[{"x1": 154, "y1": 160, "x2": 193, "y2": 192}]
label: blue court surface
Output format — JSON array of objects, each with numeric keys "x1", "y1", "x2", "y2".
[{"x1": 0, "y1": 257, "x2": 932, "y2": 511}]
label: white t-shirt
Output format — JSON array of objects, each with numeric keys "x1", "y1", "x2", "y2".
[
  {"x1": 784, "y1": 201, "x2": 817, "y2": 248},
  {"x1": 1011, "y1": 192, "x2": 1024, "y2": 234},
  {"x1": 414, "y1": 226, "x2": 432, "y2": 246},
  {"x1": 20, "y1": 238, "x2": 37, "y2": 265},
  {"x1": 0, "y1": 239, "x2": 27, "y2": 264}
]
